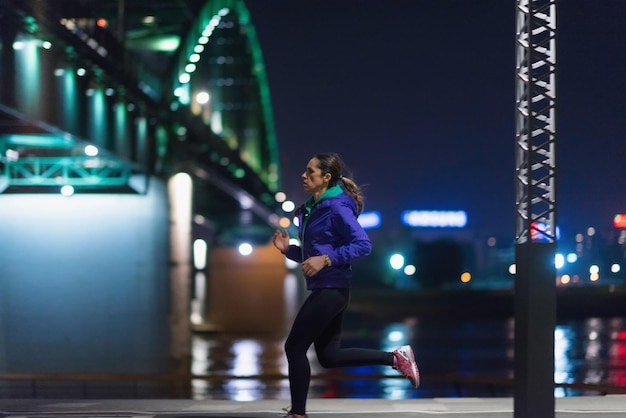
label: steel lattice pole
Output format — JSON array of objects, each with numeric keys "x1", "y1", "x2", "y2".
[
  {"x1": 515, "y1": 0, "x2": 557, "y2": 244},
  {"x1": 514, "y1": 0, "x2": 557, "y2": 417}
]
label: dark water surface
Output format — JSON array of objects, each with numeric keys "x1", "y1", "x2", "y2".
[{"x1": 189, "y1": 315, "x2": 626, "y2": 401}]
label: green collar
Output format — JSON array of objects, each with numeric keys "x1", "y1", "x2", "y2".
[
  {"x1": 301, "y1": 185, "x2": 343, "y2": 231},
  {"x1": 304, "y1": 185, "x2": 343, "y2": 212}
]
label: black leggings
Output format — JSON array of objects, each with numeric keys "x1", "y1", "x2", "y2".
[{"x1": 284, "y1": 288, "x2": 395, "y2": 415}]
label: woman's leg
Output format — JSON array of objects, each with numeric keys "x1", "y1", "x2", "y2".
[
  {"x1": 313, "y1": 290, "x2": 420, "y2": 389},
  {"x1": 314, "y1": 289, "x2": 395, "y2": 368},
  {"x1": 284, "y1": 289, "x2": 355, "y2": 415}
]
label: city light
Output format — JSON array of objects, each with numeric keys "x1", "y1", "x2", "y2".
[
  {"x1": 389, "y1": 254, "x2": 405, "y2": 270},
  {"x1": 403, "y1": 265, "x2": 416, "y2": 275},
  {"x1": 84, "y1": 145, "x2": 98, "y2": 156},
  {"x1": 382, "y1": 323, "x2": 409, "y2": 351},
  {"x1": 193, "y1": 239, "x2": 207, "y2": 270},
  {"x1": 141, "y1": 16, "x2": 155, "y2": 25},
  {"x1": 238, "y1": 243, "x2": 253, "y2": 256},
  {"x1": 614, "y1": 214, "x2": 626, "y2": 229},
  {"x1": 195, "y1": 91, "x2": 210, "y2": 104},
  {"x1": 285, "y1": 257, "x2": 298, "y2": 270},
  {"x1": 555, "y1": 253, "x2": 565, "y2": 269},
  {"x1": 60, "y1": 185, "x2": 74, "y2": 196},
  {"x1": 274, "y1": 191, "x2": 286, "y2": 202},
  {"x1": 238, "y1": 194, "x2": 253, "y2": 210},
  {"x1": 388, "y1": 331, "x2": 404, "y2": 342},
  {"x1": 284, "y1": 238, "x2": 300, "y2": 270},
  {"x1": 401, "y1": 210, "x2": 467, "y2": 228},
  {"x1": 281, "y1": 200, "x2": 295, "y2": 212},
  {"x1": 169, "y1": 173, "x2": 193, "y2": 274},
  {"x1": 358, "y1": 211, "x2": 381, "y2": 229}
]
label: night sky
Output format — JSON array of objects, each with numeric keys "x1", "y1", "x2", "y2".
[{"x1": 244, "y1": 1, "x2": 626, "y2": 240}]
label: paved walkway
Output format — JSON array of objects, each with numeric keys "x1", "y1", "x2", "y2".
[{"x1": 2, "y1": 396, "x2": 626, "y2": 417}]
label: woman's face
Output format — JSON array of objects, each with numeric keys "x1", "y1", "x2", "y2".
[{"x1": 302, "y1": 157, "x2": 329, "y2": 194}]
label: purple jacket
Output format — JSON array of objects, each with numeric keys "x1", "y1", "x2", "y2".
[{"x1": 283, "y1": 189, "x2": 372, "y2": 289}]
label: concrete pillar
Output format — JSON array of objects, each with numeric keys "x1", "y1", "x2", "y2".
[{"x1": 209, "y1": 244, "x2": 289, "y2": 333}]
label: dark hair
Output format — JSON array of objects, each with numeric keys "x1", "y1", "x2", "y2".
[{"x1": 314, "y1": 152, "x2": 365, "y2": 214}]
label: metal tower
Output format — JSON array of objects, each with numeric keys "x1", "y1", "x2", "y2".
[
  {"x1": 514, "y1": 0, "x2": 557, "y2": 417},
  {"x1": 515, "y1": 0, "x2": 557, "y2": 243}
]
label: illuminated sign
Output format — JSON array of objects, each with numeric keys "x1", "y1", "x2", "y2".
[
  {"x1": 614, "y1": 214, "x2": 626, "y2": 229},
  {"x1": 530, "y1": 221, "x2": 560, "y2": 242},
  {"x1": 401, "y1": 210, "x2": 467, "y2": 228},
  {"x1": 358, "y1": 211, "x2": 381, "y2": 229}
]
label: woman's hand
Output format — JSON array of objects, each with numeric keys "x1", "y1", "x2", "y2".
[
  {"x1": 272, "y1": 229, "x2": 290, "y2": 253},
  {"x1": 302, "y1": 255, "x2": 327, "y2": 277}
]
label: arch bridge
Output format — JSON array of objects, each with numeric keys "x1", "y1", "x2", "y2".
[{"x1": 0, "y1": 0, "x2": 282, "y2": 245}]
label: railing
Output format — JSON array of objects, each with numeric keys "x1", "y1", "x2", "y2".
[{"x1": 1, "y1": 373, "x2": 624, "y2": 399}]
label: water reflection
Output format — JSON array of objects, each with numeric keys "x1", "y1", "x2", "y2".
[
  {"x1": 190, "y1": 333, "x2": 291, "y2": 401},
  {"x1": 554, "y1": 317, "x2": 626, "y2": 396},
  {"x1": 226, "y1": 340, "x2": 263, "y2": 401},
  {"x1": 554, "y1": 325, "x2": 573, "y2": 397},
  {"x1": 191, "y1": 337, "x2": 213, "y2": 398},
  {"x1": 609, "y1": 319, "x2": 626, "y2": 386},
  {"x1": 379, "y1": 321, "x2": 415, "y2": 400},
  {"x1": 190, "y1": 315, "x2": 626, "y2": 400}
]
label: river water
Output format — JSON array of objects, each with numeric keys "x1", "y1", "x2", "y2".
[{"x1": 189, "y1": 314, "x2": 626, "y2": 401}]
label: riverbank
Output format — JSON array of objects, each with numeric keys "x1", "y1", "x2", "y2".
[{"x1": 348, "y1": 285, "x2": 626, "y2": 320}]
